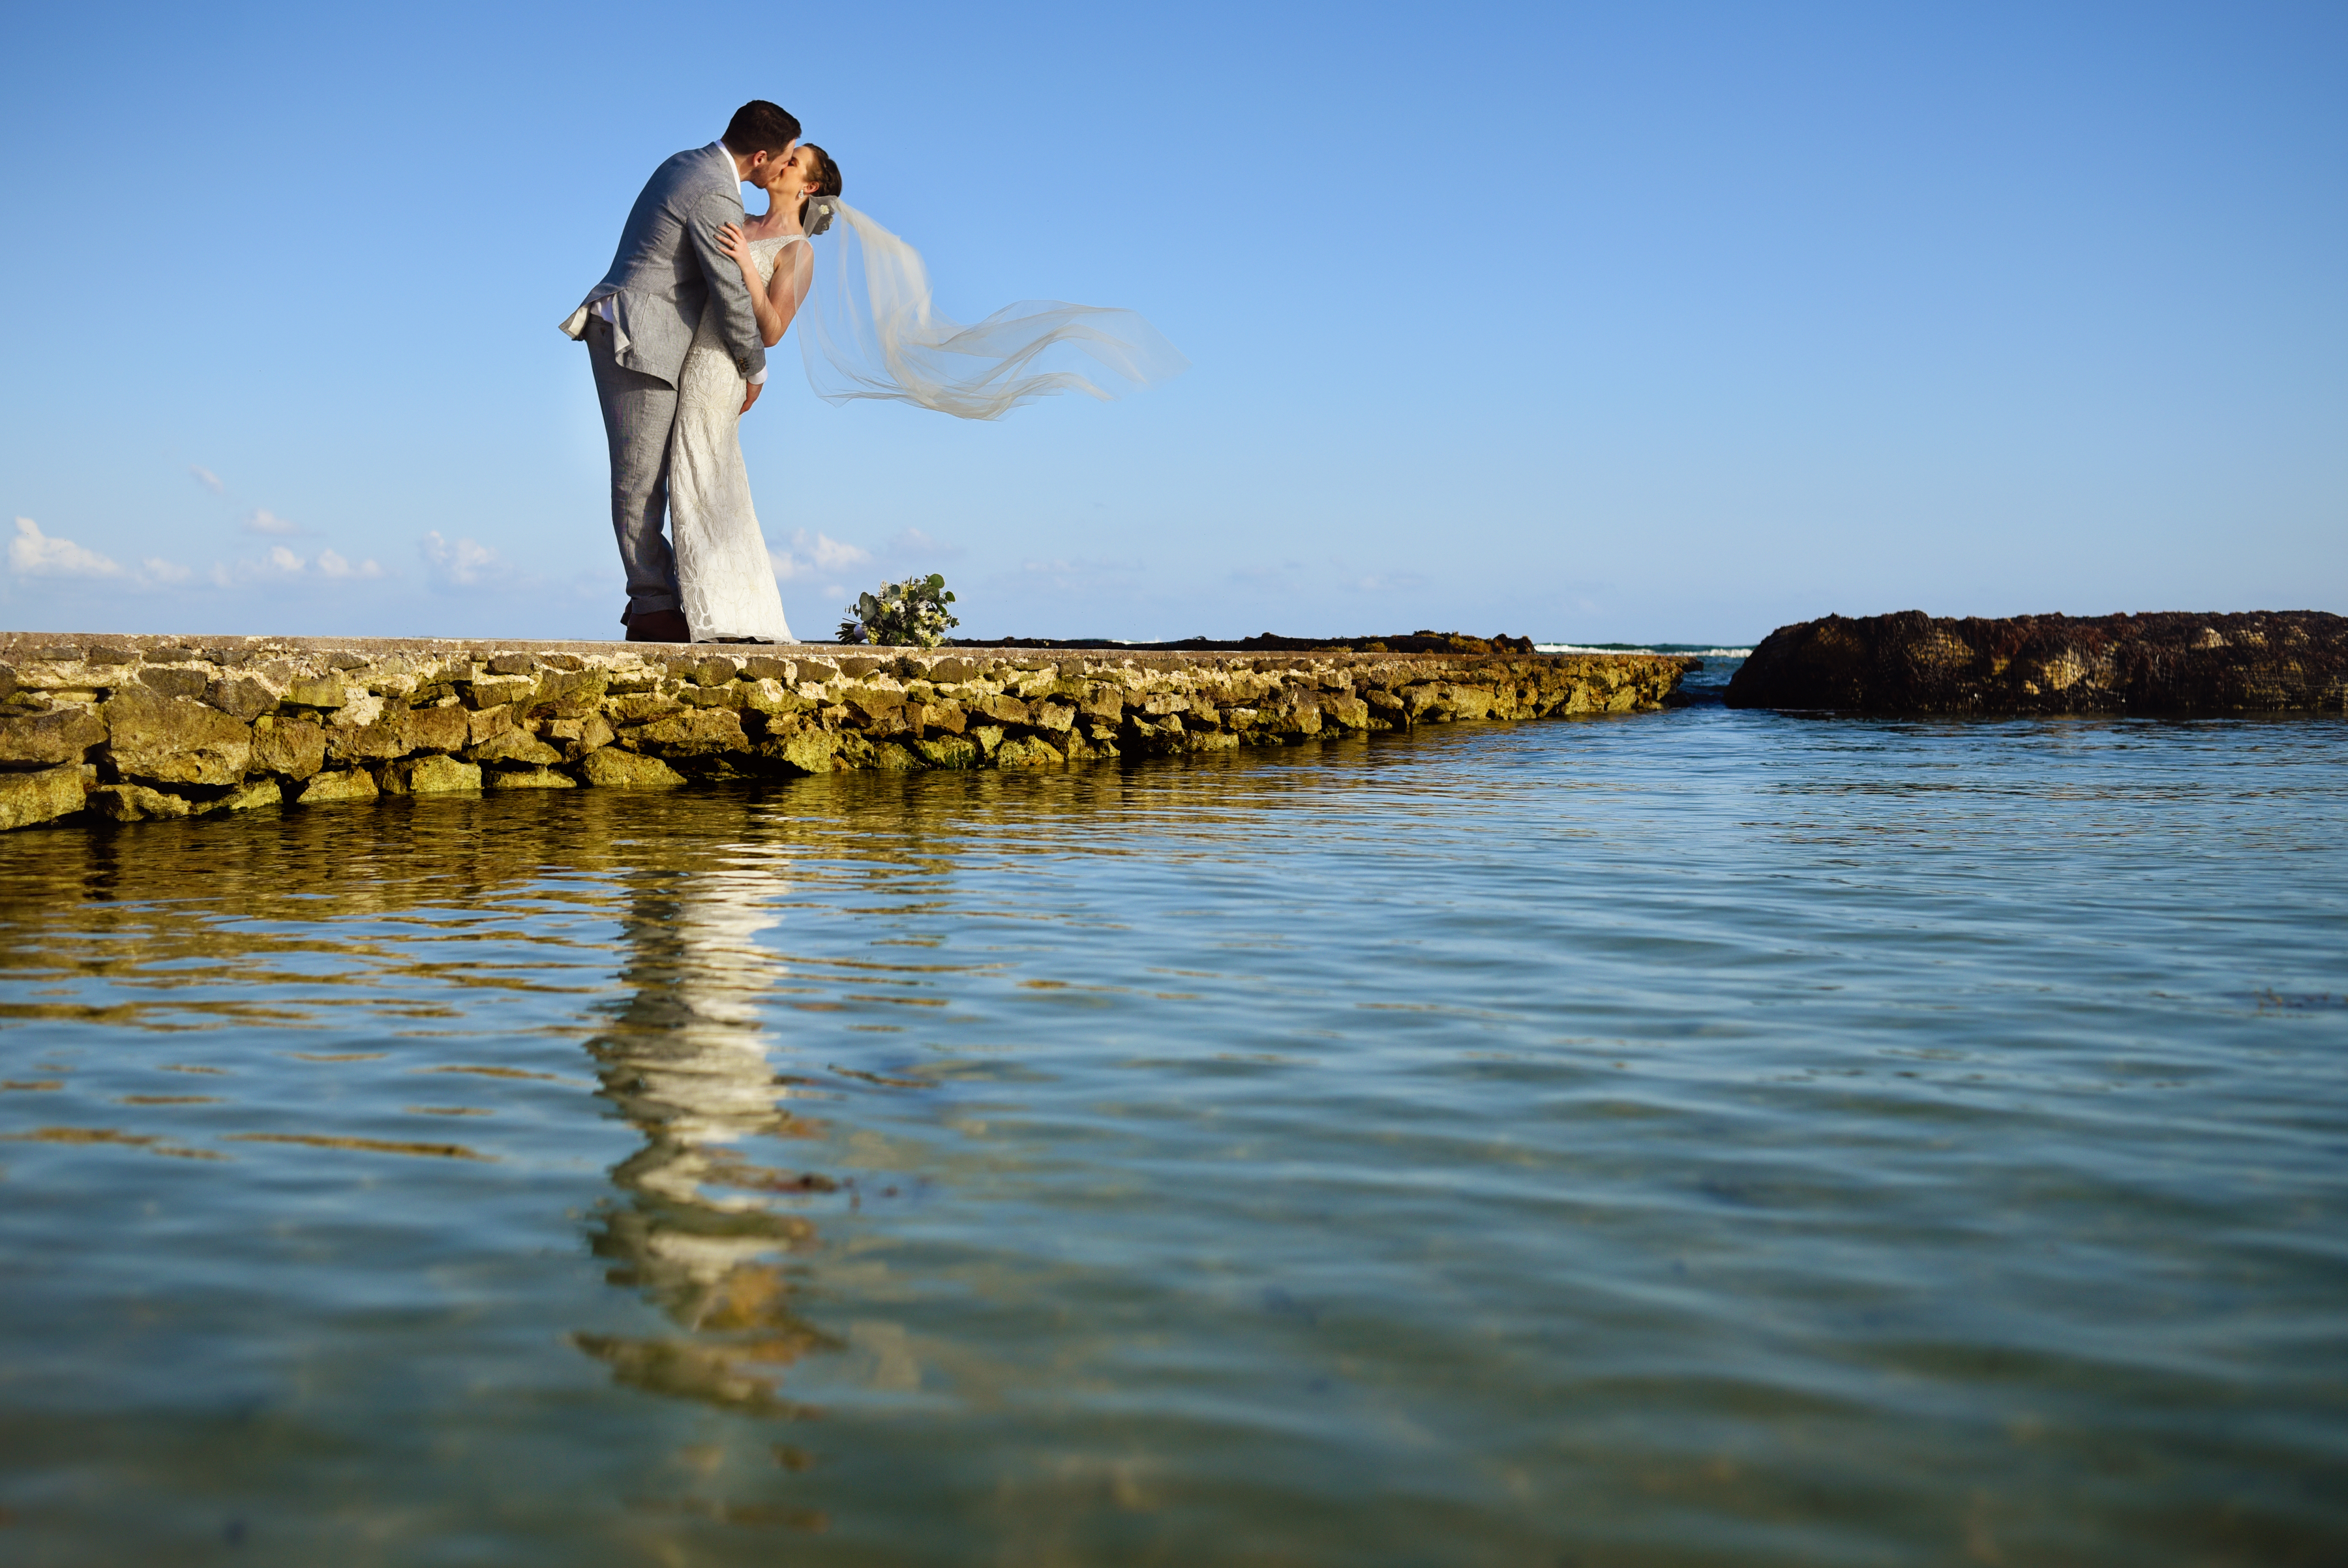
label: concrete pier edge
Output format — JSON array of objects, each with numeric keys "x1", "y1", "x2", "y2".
[{"x1": 0, "y1": 633, "x2": 1697, "y2": 833}]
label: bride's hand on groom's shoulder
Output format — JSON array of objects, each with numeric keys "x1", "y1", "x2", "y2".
[{"x1": 715, "y1": 222, "x2": 749, "y2": 264}]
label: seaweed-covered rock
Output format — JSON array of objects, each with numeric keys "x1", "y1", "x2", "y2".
[{"x1": 1728, "y1": 611, "x2": 2348, "y2": 716}]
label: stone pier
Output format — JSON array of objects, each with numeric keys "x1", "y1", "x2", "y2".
[{"x1": 0, "y1": 634, "x2": 1695, "y2": 833}]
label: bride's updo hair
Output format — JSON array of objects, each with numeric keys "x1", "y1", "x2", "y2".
[{"x1": 798, "y1": 145, "x2": 844, "y2": 234}]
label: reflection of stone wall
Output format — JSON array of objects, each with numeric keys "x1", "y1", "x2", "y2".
[{"x1": 0, "y1": 634, "x2": 1696, "y2": 832}]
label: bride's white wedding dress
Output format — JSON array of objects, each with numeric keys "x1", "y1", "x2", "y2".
[{"x1": 669, "y1": 234, "x2": 796, "y2": 643}]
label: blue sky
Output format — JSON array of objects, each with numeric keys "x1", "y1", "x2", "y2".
[{"x1": 1, "y1": 1, "x2": 2340, "y2": 644}]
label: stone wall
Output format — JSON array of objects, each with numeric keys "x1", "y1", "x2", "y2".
[
  {"x1": 0, "y1": 635, "x2": 1694, "y2": 832},
  {"x1": 1727, "y1": 610, "x2": 2348, "y2": 716}
]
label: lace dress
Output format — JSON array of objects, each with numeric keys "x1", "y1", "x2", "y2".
[{"x1": 669, "y1": 235, "x2": 797, "y2": 643}]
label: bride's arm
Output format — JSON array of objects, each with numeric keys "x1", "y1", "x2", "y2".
[
  {"x1": 715, "y1": 223, "x2": 789, "y2": 345},
  {"x1": 759, "y1": 242, "x2": 815, "y2": 347}
]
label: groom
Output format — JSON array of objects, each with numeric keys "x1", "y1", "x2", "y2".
[{"x1": 571, "y1": 101, "x2": 799, "y2": 642}]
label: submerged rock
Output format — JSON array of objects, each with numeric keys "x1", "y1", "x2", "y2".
[{"x1": 1727, "y1": 611, "x2": 2348, "y2": 716}]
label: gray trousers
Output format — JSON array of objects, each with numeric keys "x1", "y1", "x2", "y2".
[{"x1": 586, "y1": 314, "x2": 680, "y2": 623}]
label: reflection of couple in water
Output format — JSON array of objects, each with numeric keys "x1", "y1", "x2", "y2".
[
  {"x1": 573, "y1": 860, "x2": 839, "y2": 1417},
  {"x1": 565, "y1": 98, "x2": 1185, "y2": 648}
]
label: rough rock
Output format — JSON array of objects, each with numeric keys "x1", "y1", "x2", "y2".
[
  {"x1": 252, "y1": 717, "x2": 326, "y2": 780},
  {"x1": 0, "y1": 706, "x2": 106, "y2": 767},
  {"x1": 995, "y1": 736, "x2": 1065, "y2": 768},
  {"x1": 762, "y1": 729, "x2": 839, "y2": 774},
  {"x1": 327, "y1": 706, "x2": 417, "y2": 763},
  {"x1": 102, "y1": 687, "x2": 253, "y2": 786},
  {"x1": 406, "y1": 705, "x2": 471, "y2": 754},
  {"x1": 485, "y1": 766, "x2": 578, "y2": 789},
  {"x1": 0, "y1": 763, "x2": 87, "y2": 830},
  {"x1": 626, "y1": 708, "x2": 749, "y2": 757},
  {"x1": 470, "y1": 729, "x2": 565, "y2": 767},
  {"x1": 299, "y1": 769, "x2": 380, "y2": 804},
  {"x1": 1727, "y1": 610, "x2": 2348, "y2": 715},
  {"x1": 912, "y1": 735, "x2": 980, "y2": 769},
  {"x1": 282, "y1": 674, "x2": 349, "y2": 709},
  {"x1": 137, "y1": 667, "x2": 209, "y2": 701},
  {"x1": 219, "y1": 779, "x2": 283, "y2": 812},
  {"x1": 383, "y1": 755, "x2": 482, "y2": 794},
  {"x1": 87, "y1": 783, "x2": 194, "y2": 822},
  {"x1": 580, "y1": 751, "x2": 685, "y2": 789},
  {"x1": 203, "y1": 672, "x2": 281, "y2": 720}
]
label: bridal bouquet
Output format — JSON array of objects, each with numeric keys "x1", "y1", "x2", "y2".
[{"x1": 837, "y1": 573, "x2": 961, "y2": 648}]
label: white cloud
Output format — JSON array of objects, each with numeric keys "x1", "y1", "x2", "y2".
[
  {"x1": 420, "y1": 530, "x2": 507, "y2": 590},
  {"x1": 317, "y1": 549, "x2": 385, "y2": 580},
  {"x1": 210, "y1": 546, "x2": 310, "y2": 586},
  {"x1": 10, "y1": 517, "x2": 125, "y2": 580},
  {"x1": 190, "y1": 466, "x2": 227, "y2": 496},
  {"x1": 769, "y1": 528, "x2": 873, "y2": 582},
  {"x1": 244, "y1": 509, "x2": 305, "y2": 536},
  {"x1": 886, "y1": 526, "x2": 963, "y2": 562},
  {"x1": 10, "y1": 518, "x2": 195, "y2": 588}
]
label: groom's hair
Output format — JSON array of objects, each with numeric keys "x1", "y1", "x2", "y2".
[{"x1": 724, "y1": 100, "x2": 802, "y2": 157}]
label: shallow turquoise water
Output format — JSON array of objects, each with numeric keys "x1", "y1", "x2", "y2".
[{"x1": 2, "y1": 691, "x2": 2344, "y2": 1565}]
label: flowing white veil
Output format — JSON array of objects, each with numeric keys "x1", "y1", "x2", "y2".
[{"x1": 792, "y1": 196, "x2": 1186, "y2": 420}]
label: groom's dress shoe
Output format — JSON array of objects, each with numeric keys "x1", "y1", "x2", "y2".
[{"x1": 625, "y1": 609, "x2": 691, "y2": 643}]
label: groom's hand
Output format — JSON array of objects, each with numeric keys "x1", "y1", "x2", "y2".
[{"x1": 740, "y1": 381, "x2": 764, "y2": 415}]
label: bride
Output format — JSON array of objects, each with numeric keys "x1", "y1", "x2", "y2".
[
  {"x1": 663, "y1": 143, "x2": 1184, "y2": 644},
  {"x1": 663, "y1": 144, "x2": 837, "y2": 642}
]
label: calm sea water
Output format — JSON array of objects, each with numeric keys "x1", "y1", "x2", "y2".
[{"x1": 3, "y1": 665, "x2": 2344, "y2": 1566}]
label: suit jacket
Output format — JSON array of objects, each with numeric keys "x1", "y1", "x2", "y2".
[{"x1": 568, "y1": 143, "x2": 767, "y2": 387}]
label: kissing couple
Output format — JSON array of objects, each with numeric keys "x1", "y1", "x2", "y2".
[{"x1": 563, "y1": 99, "x2": 1187, "y2": 646}]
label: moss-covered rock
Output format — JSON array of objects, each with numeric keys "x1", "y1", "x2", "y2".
[
  {"x1": 384, "y1": 755, "x2": 483, "y2": 794},
  {"x1": 101, "y1": 687, "x2": 253, "y2": 787},
  {"x1": 0, "y1": 706, "x2": 106, "y2": 767},
  {"x1": 88, "y1": 783, "x2": 194, "y2": 821},
  {"x1": 913, "y1": 734, "x2": 981, "y2": 769},
  {"x1": 470, "y1": 730, "x2": 565, "y2": 768},
  {"x1": 485, "y1": 766, "x2": 578, "y2": 790},
  {"x1": 995, "y1": 736, "x2": 1065, "y2": 768},
  {"x1": 580, "y1": 751, "x2": 685, "y2": 789},
  {"x1": 252, "y1": 716, "x2": 326, "y2": 781},
  {"x1": 299, "y1": 769, "x2": 379, "y2": 804},
  {"x1": 0, "y1": 763, "x2": 88, "y2": 830}
]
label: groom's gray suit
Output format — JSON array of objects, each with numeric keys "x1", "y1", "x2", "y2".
[{"x1": 575, "y1": 142, "x2": 769, "y2": 627}]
